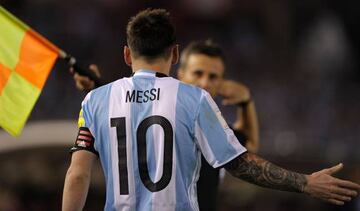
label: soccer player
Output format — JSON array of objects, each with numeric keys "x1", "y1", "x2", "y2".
[
  {"x1": 71, "y1": 40, "x2": 259, "y2": 211},
  {"x1": 62, "y1": 8, "x2": 360, "y2": 211}
]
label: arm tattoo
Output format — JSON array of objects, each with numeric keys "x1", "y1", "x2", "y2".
[{"x1": 224, "y1": 152, "x2": 307, "y2": 193}]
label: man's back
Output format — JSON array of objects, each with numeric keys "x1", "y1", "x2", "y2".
[{"x1": 75, "y1": 70, "x2": 246, "y2": 211}]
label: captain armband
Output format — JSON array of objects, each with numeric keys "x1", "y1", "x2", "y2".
[{"x1": 70, "y1": 127, "x2": 99, "y2": 156}]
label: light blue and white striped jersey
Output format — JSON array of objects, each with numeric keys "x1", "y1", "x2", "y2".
[{"x1": 76, "y1": 69, "x2": 247, "y2": 211}]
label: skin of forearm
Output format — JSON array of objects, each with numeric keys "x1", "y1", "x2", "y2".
[
  {"x1": 225, "y1": 152, "x2": 307, "y2": 193},
  {"x1": 62, "y1": 168, "x2": 91, "y2": 211},
  {"x1": 234, "y1": 103, "x2": 259, "y2": 153},
  {"x1": 242, "y1": 103, "x2": 259, "y2": 141},
  {"x1": 245, "y1": 142, "x2": 258, "y2": 153}
]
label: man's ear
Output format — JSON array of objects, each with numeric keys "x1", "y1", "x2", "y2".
[
  {"x1": 123, "y1": 46, "x2": 132, "y2": 66},
  {"x1": 171, "y1": 45, "x2": 179, "y2": 65}
]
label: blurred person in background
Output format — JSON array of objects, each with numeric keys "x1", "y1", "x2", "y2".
[{"x1": 71, "y1": 40, "x2": 259, "y2": 211}]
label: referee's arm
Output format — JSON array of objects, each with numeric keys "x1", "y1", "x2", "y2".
[
  {"x1": 234, "y1": 99, "x2": 259, "y2": 153},
  {"x1": 218, "y1": 80, "x2": 260, "y2": 152},
  {"x1": 62, "y1": 150, "x2": 97, "y2": 211}
]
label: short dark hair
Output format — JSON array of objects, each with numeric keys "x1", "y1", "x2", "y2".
[
  {"x1": 179, "y1": 39, "x2": 225, "y2": 69},
  {"x1": 126, "y1": 8, "x2": 176, "y2": 62}
]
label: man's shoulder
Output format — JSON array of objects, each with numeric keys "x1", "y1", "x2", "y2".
[
  {"x1": 175, "y1": 81, "x2": 206, "y2": 114},
  {"x1": 82, "y1": 81, "x2": 116, "y2": 108},
  {"x1": 91, "y1": 77, "x2": 132, "y2": 94},
  {"x1": 177, "y1": 80, "x2": 204, "y2": 96},
  {"x1": 90, "y1": 81, "x2": 114, "y2": 97}
]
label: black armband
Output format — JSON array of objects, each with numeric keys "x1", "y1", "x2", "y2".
[{"x1": 70, "y1": 127, "x2": 99, "y2": 156}]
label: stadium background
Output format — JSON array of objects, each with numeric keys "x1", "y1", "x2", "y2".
[{"x1": 0, "y1": 0, "x2": 359, "y2": 210}]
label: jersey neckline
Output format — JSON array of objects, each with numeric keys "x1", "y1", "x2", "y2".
[{"x1": 132, "y1": 69, "x2": 169, "y2": 78}]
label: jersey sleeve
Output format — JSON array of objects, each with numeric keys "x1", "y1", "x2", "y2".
[
  {"x1": 70, "y1": 92, "x2": 99, "y2": 156},
  {"x1": 194, "y1": 90, "x2": 247, "y2": 168}
]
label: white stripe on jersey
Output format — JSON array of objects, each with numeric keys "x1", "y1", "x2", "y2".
[
  {"x1": 150, "y1": 77, "x2": 179, "y2": 210},
  {"x1": 109, "y1": 78, "x2": 136, "y2": 209},
  {"x1": 188, "y1": 151, "x2": 201, "y2": 211},
  {"x1": 194, "y1": 121, "x2": 217, "y2": 166}
]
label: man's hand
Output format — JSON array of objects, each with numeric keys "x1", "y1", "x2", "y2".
[
  {"x1": 304, "y1": 163, "x2": 360, "y2": 205},
  {"x1": 218, "y1": 80, "x2": 250, "y2": 106},
  {"x1": 70, "y1": 64, "x2": 101, "y2": 91}
]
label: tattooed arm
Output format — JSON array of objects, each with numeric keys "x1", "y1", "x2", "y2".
[
  {"x1": 225, "y1": 152, "x2": 306, "y2": 192},
  {"x1": 225, "y1": 152, "x2": 360, "y2": 205}
]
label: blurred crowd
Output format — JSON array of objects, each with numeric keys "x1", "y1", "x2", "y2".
[{"x1": 0, "y1": 0, "x2": 359, "y2": 210}]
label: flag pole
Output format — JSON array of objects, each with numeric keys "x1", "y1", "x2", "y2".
[{"x1": 59, "y1": 50, "x2": 104, "y2": 88}]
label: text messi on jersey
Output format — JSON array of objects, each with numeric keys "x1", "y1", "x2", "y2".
[{"x1": 125, "y1": 88, "x2": 161, "y2": 103}]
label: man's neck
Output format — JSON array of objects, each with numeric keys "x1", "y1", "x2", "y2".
[{"x1": 132, "y1": 60, "x2": 171, "y2": 76}]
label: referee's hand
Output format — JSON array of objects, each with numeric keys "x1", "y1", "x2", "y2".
[
  {"x1": 218, "y1": 80, "x2": 250, "y2": 106},
  {"x1": 70, "y1": 64, "x2": 101, "y2": 92},
  {"x1": 304, "y1": 163, "x2": 360, "y2": 205}
]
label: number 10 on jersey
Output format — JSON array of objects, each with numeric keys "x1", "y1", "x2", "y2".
[{"x1": 111, "y1": 115, "x2": 174, "y2": 195}]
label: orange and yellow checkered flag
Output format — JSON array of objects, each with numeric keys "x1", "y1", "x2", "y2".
[{"x1": 0, "y1": 6, "x2": 59, "y2": 136}]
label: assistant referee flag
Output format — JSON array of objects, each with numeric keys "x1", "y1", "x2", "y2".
[{"x1": 0, "y1": 6, "x2": 59, "y2": 136}]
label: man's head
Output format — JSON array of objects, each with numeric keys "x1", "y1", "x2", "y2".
[
  {"x1": 124, "y1": 8, "x2": 178, "y2": 68},
  {"x1": 178, "y1": 40, "x2": 225, "y2": 97}
]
